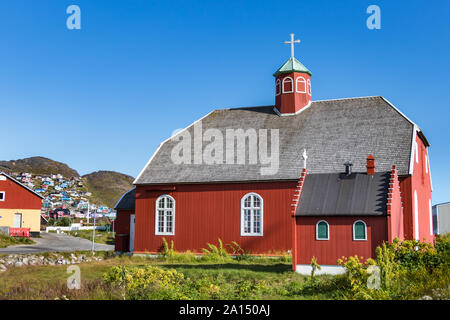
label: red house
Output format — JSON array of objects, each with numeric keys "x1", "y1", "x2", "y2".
[
  {"x1": 115, "y1": 36, "x2": 433, "y2": 273},
  {"x1": 0, "y1": 172, "x2": 44, "y2": 237}
]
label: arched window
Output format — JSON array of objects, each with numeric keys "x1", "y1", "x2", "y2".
[
  {"x1": 316, "y1": 220, "x2": 329, "y2": 240},
  {"x1": 275, "y1": 79, "x2": 281, "y2": 96},
  {"x1": 282, "y1": 77, "x2": 294, "y2": 93},
  {"x1": 155, "y1": 195, "x2": 175, "y2": 235},
  {"x1": 353, "y1": 220, "x2": 367, "y2": 241},
  {"x1": 307, "y1": 79, "x2": 311, "y2": 95},
  {"x1": 296, "y1": 76, "x2": 306, "y2": 93},
  {"x1": 241, "y1": 193, "x2": 263, "y2": 236}
]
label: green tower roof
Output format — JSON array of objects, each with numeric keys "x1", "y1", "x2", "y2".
[{"x1": 273, "y1": 57, "x2": 312, "y2": 77}]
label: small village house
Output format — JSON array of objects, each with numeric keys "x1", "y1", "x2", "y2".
[
  {"x1": 433, "y1": 202, "x2": 450, "y2": 235},
  {"x1": 0, "y1": 172, "x2": 43, "y2": 236}
]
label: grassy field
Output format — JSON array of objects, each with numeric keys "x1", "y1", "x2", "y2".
[
  {"x1": 0, "y1": 255, "x2": 328, "y2": 300},
  {"x1": 0, "y1": 234, "x2": 35, "y2": 248},
  {"x1": 0, "y1": 236, "x2": 448, "y2": 300}
]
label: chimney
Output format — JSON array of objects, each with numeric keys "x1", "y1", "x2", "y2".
[
  {"x1": 366, "y1": 155, "x2": 375, "y2": 175},
  {"x1": 344, "y1": 161, "x2": 353, "y2": 175}
]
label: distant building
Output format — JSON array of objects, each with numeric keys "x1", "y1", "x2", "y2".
[
  {"x1": 433, "y1": 202, "x2": 450, "y2": 235},
  {"x1": 0, "y1": 172, "x2": 43, "y2": 236}
]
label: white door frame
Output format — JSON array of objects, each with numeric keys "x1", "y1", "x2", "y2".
[
  {"x1": 14, "y1": 213, "x2": 22, "y2": 228},
  {"x1": 129, "y1": 214, "x2": 135, "y2": 252}
]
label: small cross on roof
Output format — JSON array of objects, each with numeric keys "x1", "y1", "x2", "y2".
[{"x1": 285, "y1": 33, "x2": 300, "y2": 58}]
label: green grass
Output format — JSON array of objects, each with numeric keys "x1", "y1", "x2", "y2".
[
  {"x1": 0, "y1": 234, "x2": 35, "y2": 248},
  {"x1": 0, "y1": 255, "x2": 336, "y2": 300}
]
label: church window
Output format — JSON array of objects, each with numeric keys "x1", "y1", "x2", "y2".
[
  {"x1": 353, "y1": 220, "x2": 367, "y2": 241},
  {"x1": 282, "y1": 77, "x2": 294, "y2": 93},
  {"x1": 241, "y1": 193, "x2": 263, "y2": 236},
  {"x1": 296, "y1": 77, "x2": 307, "y2": 93},
  {"x1": 316, "y1": 220, "x2": 329, "y2": 240},
  {"x1": 155, "y1": 195, "x2": 175, "y2": 235}
]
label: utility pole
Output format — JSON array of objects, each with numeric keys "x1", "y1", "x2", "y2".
[
  {"x1": 86, "y1": 201, "x2": 90, "y2": 224},
  {"x1": 91, "y1": 208, "x2": 96, "y2": 253}
]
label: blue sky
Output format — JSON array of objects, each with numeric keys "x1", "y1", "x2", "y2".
[{"x1": 0, "y1": 1, "x2": 449, "y2": 204}]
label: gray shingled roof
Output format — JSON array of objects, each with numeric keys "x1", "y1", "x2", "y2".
[
  {"x1": 295, "y1": 172, "x2": 390, "y2": 216},
  {"x1": 135, "y1": 96, "x2": 415, "y2": 185},
  {"x1": 114, "y1": 188, "x2": 135, "y2": 210}
]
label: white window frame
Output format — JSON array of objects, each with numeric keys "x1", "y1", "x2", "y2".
[
  {"x1": 240, "y1": 192, "x2": 263, "y2": 236},
  {"x1": 307, "y1": 79, "x2": 311, "y2": 95},
  {"x1": 155, "y1": 195, "x2": 175, "y2": 236},
  {"x1": 0, "y1": 191, "x2": 4, "y2": 201},
  {"x1": 275, "y1": 79, "x2": 281, "y2": 96},
  {"x1": 282, "y1": 77, "x2": 294, "y2": 94},
  {"x1": 316, "y1": 220, "x2": 329, "y2": 240},
  {"x1": 295, "y1": 76, "x2": 307, "y2": 93},
  {"x1": 353, "y1": 220, "x2": 367, "y2": 241}
]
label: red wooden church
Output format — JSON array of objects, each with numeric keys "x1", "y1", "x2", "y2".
[{"x1": 115, "y1": 34, "x2": 433, "y2": 274}]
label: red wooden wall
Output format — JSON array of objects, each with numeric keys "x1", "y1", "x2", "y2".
[
  {"x1": 294, "y1": 216, "x2": 388, "y2": 266},
  {"x1": 0, "y1": 177, "x2": 42, "y2": 210},
  {"x1": 399, "y1": 133, "x2": 433, "y2": 243},
  {"x1": 114, "y1": 209, "x2": 133, "y2": 252},
  {"x1": 134, "y1": 181, "x2": 297, "y2": 254}
]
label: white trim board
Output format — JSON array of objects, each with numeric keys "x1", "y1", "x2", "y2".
[
  {"x1": 273, "y1": 100, "x2": 312, "y2": 117},
  {"x1": 295, "y1": 264, "x2": 346, "y2": 275}
]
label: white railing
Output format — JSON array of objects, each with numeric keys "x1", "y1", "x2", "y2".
[{"x1": 46, "y1": 224, "x2": 107, "y2": 233}]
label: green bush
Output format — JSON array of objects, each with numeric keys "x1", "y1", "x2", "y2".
[
  {"x1": 336, "y1": 238, "x2": 450, "y2": 300},
  {"x1": 201, "y1": 238, "x2": 231, "y2": 261},
  {"x1": 103, "y1": 265, "x2": 275, "y2": 300},
  {"x1": 104, "y1": 265, "x2": 188, "y2": 300}
]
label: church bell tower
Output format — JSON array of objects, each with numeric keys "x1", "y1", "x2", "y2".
[{"x1": 274, "y1": 34, "x2": 312, "y2": 115}]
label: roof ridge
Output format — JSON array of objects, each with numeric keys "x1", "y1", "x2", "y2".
[
  {"x1": 312, "y1": 96, "x2": 383, "y2": 103},
  {"x1": 0, "y1": 171, "x2": 44, "y2": 199}
]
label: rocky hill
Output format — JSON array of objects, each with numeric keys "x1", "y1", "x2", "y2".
[
  {"x1": 82, "y1": 171, "x2": 134, "y2": 208},
  {"x1": 0, "y1": 157, "x2": 79, "y2": 178},
  {"x1": 0, "y1": 157, "x2": 134, "y2": 208}
]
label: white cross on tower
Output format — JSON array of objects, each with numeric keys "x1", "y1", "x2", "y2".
[{"x1": 284, "y1": 33, "x2": 301, "y2": 58}]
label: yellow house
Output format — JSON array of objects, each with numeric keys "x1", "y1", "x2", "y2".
[{"x1": 0, "y1": 172, "x2": 43, "y2": 236}]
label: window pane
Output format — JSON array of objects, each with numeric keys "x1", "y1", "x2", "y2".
[
  {"x1": 158, "y1": 210, "x2": 165, "y2": 232},
  {"x1": 244, "y1": 197, "x2": 251, "y2": 208},
  {"x1": 253, "y1": 210, "x2": 261, "y2": 234},
  {"x1": 354, "y1": 222, "x2": 366, "y2": 239},
  {"x1": 244, "y1": 209, "x2": 251, "y2": 233},
  {"x1": 253, "y1": 196, "x2": 260, "y2": 208},
  {"x1": 166, "y1": 211, "x2": 173, "y2": 233},
  {"x1": 317, "y1": 222, "x2": 328, "y2": 239},
  {"x1": 158, "y1": 198, "x2": 164, "y2": 209}
]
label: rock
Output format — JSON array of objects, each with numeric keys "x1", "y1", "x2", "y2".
[
  {"x1": 420, "y1": 295, "x2": 433, "y2": 300},
  {"x1": 22, "y1": 258, "x2": 29, "y2": 265},
  {"x1": 0, "y1": 264, "x2": 6, "y2": 272},
  {"x1": 15, "y1": 262, "x2": 23, "y2": 267}
]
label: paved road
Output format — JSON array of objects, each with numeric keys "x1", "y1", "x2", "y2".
[{"x1": 0, "y1": 232, "x2": 114, "y2": 254}]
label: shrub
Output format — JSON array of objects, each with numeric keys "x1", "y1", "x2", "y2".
[
  {"x1": 103, "y1": 265, "x2": 188, "y2": 300},
  {"x1": 201, "y1": 238, "x2": 231, "y2": 262},
  {"x1": 337, "y1": 237, "x2": 450, "y2": 300}
]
